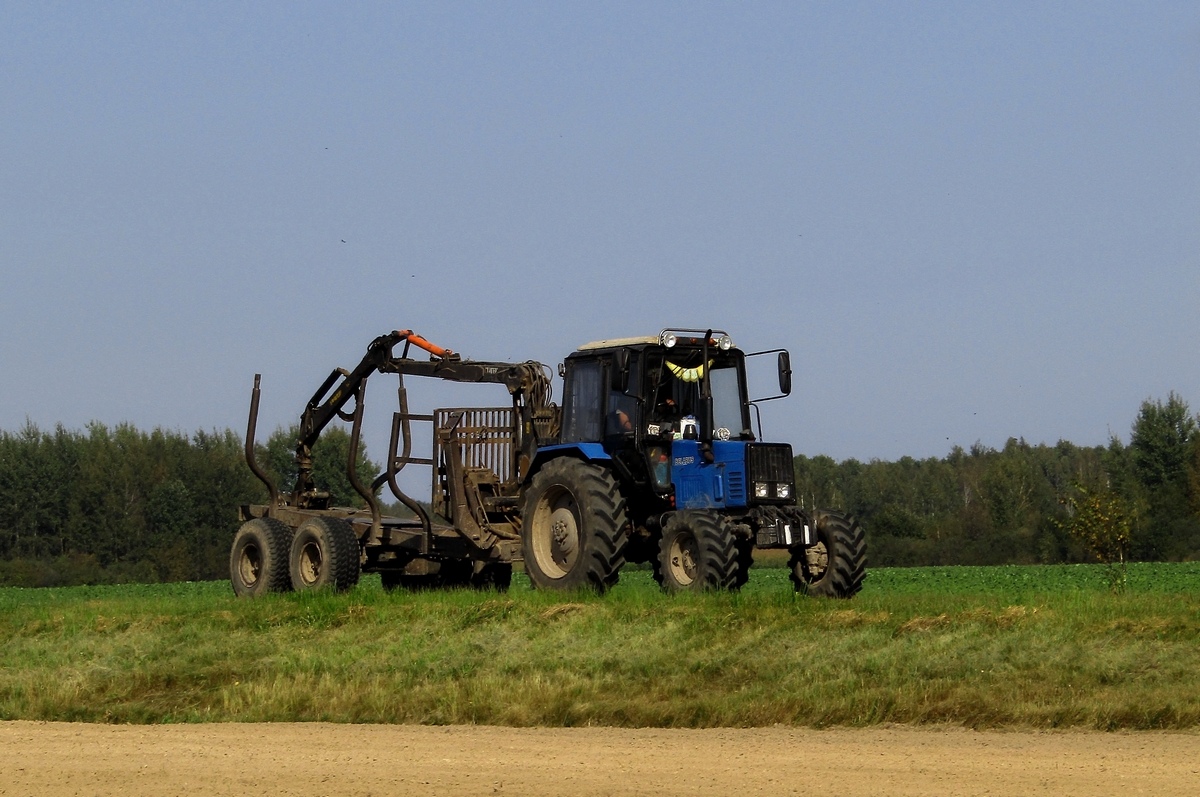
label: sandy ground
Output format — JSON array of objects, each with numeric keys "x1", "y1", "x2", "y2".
[{"x1": 1, "y1": 722, "x2": 1198, "y2": 796}]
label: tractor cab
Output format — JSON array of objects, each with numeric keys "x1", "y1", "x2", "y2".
[{"x1": 546, "y1": 329, "x2": 796, "y2": 514}]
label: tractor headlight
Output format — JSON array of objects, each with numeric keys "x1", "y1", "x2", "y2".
[
  {"x1": 660, "y1": 332, "x2": 678, "y2": 348},
  {"x1": 777, "y1": 483, "x2": 792, "y2": 500},
  {"x1": 717, "y1": 335, "x2": 733, "y2": 351},
  {"x1": 754, "y1": 482, "x2": 770, "y2": 499}
]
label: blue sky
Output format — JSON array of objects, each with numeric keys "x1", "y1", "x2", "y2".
[{"x1": 2, "y1": 1, "x2": 1197, "y2": 465}]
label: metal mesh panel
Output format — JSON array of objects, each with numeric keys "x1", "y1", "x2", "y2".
[{"x1": 433, "y1": 407, "x2": 516, "y2": 484}]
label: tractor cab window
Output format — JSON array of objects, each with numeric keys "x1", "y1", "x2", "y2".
[
  {"x1": 561, "y1": 359, "x2": 603, "y2": 443},
  {"x1": 646, "y1": 353, "x2": 693, "y2": 419},
  {"x1": 606, "y1": 353, "x2": 639, "y2": 439}
]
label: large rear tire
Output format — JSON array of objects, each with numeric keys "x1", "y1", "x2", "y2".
[
  {"x1": 289, "y1": 517, "x2": 361, "y2": 592},
  {"x1": 230, "y1": 517, "x2": 294, "y2": 597},
  {"x1": 655, "y1": 511, "x2": 738, "y2": 592},
  {"x1": 521, "y1": 458, "x2": 628, "y2": 592},
  {"x1": 788, "y1": 509, "x2": 866, "y2": 598}
]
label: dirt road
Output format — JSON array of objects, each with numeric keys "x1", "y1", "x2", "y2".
[{"x1": 1, "y1": 721, "x2": 1198, "y2": 796}]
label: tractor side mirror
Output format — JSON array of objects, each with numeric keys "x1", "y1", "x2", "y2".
[
  {"x1": 778, "y1": 351, "x2": 792, "y2": 396},
  {"x1": 611, "y1": 348, "x2": 631, "y2": 392}
]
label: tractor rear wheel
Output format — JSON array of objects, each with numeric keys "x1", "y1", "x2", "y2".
[
  {"x1": 788, "y1": 509, "x2": 866, "y2": 598},
  {"x1": 289, "y1": 517, "x2": 361, "y2": 592},
  {"x1": 655, "y1": 511, "x2": 738, "y2": 592},
  {"x1": 521, "y1": 458, "x2": 628, "y2": 592},
  {"x1": 230, "y1": 517, "x2": 294, "y2": 597}
]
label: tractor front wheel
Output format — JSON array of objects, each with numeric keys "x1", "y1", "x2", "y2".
[
  {"x1": 788, "y1": 509, "x2": 866, "y2": 598},
  {"x1": 521, "y1": 458, "x2": 628, "y2": 592},
  {"x1": 655, "y1": 511, "x2": 739, "y2": 592},
  {"x1": 732, "y1": 537, "x2": 755, "y2": 590}
]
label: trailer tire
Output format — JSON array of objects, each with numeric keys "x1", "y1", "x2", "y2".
[
  {"x1": 289, "y1": 517, "x2": 361, "y2": 592},
  {"x1": 521, "y1": 458, "x2": 627, "y2": 593},
  {"x1": 788, "y1": 509, "x2": 866, "y2": 598},
  {"x1": 230, "y1": 517, "x2": 295, "y2": 597},
  {"x1": 655, "y1": 511, "x2": 738, "y2": 592}
]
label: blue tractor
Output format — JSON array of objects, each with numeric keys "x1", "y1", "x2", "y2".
[
  {"x1": 232, "y1": 327, "x2": 865, "y2": 598},
  {"x1": 522, "y1": 328, "x2": 866, "y2": 597}
]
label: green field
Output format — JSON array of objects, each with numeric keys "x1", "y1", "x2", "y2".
[{"x1": 2, "y1": 561, "x2": 1199, "y2": 729}]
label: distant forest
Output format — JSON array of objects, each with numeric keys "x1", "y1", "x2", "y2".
[
  {"x1": 0, "y1": 424, "x2": 377, "y2": 588},
  {"x1": 1, "y1": 394, "x2": 1197, "y2": 587}
]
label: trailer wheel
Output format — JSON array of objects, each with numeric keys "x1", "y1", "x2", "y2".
[
  {"x1": 655, "y1": 511, "x2": 738, "y2": 592},
  {"x1": 289, "y1": 517, "x2": 361, "y2": 592},
  {"x1": 230, "y1": 517, "x2": 294, "y2": 597},
  {"x1": 521, "y1": 458, "x2": 627, "y2": 592},
  {"x1": 788, "y1": 510, "x2": 866, "y2": 598}
]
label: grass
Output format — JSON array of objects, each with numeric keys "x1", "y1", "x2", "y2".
[{"x1": 1, "y1": 562, "x2": 1199, "y2": 729}]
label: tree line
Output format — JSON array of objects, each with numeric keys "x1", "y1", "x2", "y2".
[
  {"x1": 0, "y1": 394, "x2": 1196, "y2": 586},
  {"x1": 796, "y1": 393, "x2": 1200, "y2": 567},
  {"x1": 0, "y1": 422, "x2": 378, "y2": 587}
]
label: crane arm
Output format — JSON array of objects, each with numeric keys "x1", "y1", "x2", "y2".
[{"x1": 291, "y1": 330, "x2": 551, "y2": 502}]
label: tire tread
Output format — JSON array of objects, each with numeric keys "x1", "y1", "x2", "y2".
[
  {"x1": 656, "y1": 511, "x2": 739, "y2": 592},
  {"x1": 522, "y1": 458, "x2": 628, "y2": 593},
  {"x1": 788, "y1": 509, "x2": 866, "y2": 598},
  {"x1": 230, "y1": 517, "x2": 294, "y2": 597}
]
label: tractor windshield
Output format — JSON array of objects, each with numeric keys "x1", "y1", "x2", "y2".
[
  {"x1": 709, "y1": 364, "x2": 746, "y2": 437},
  {"x1": 647, "y1": 349, "x2": 750, "y2": 439}
]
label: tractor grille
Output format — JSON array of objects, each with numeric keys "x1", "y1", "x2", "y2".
[{"x1": 747, "y1": 443, "x2": 794, "y2": 484}]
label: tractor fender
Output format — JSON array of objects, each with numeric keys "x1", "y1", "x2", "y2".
[{"x1": 525, "y1": 443, "x2": 611, "y2": 486}]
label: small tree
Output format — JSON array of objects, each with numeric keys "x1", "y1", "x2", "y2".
[{"x1": 1059, "y1": 485, "x2": 1134, "y2": 592}]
